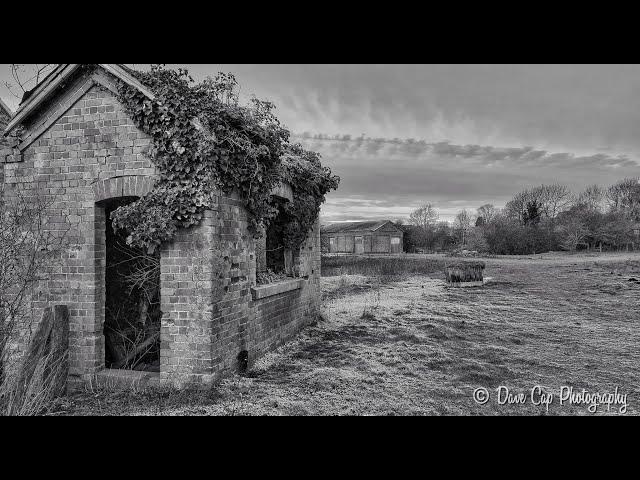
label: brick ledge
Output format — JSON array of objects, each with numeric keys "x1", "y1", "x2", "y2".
[{"x1": 251, "y1": 278, "x2": 306, "y2": 300}]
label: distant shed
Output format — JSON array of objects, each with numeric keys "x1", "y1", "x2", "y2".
[{"x1": 321, "y1": 220, "x2": 404, "y2": 254}]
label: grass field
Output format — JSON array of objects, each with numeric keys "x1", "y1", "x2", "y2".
[
  {"x1": 321, "y1": 254, "x2": 444, "y2": 278},
  {"x1": 52, "y1": 252, "x2": 640, "y2": 415}
]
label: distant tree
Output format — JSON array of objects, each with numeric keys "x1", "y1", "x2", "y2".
[
  {"x1": 466, "y1": 227, "x2": 488, "y2": 252},
  {"x1": 454, "y1": 209, "x2": 473, "y2": 246},
  {"x1": 504, "y1": 190, "x2": 531, "y2": 224},
  {"x1": 506, "y1": 184, "x2": 572, "y2": 224},
  {"x1": 602, "y1": 212, "x2": 636, "y2": 250},
  {"x1": 483, "y1": 216, "x2": 525, "y2": 254},
  {"x1": 606, "y1": 177, "x2": 640, "y2": 221},
  {"x1": 432, "y1": 221, "x2": 455, "y2": 251},
  {"x1": 523, "y1": 200, "x2": 542, "y2": 226},
  {"x1": 409, "y1": 203, "x2": 439, "y2": 229},
  {"x1": 476, "y1": 204, "x2": 498, "y2": 225},
  {"x1": 538, "y1": 184, "x2": 573, "y2": 219},
  {"x1": 400, "y1": 225, "x2": 429, "y2": 252},
  {"x1": 556, "y1": 218, "x2": 588, "y2": 251},
  {"x1": 576, "y1": 184, "x2": 605, "y2": 213}
]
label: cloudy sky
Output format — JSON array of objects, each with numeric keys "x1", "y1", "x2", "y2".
[{"x1": 2, "y1": 64, "x2": 639, "y2": 223}]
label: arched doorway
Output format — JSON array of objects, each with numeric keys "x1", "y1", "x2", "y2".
[{"x1": 96, "y1": 196, "x2": 161, "y2": 372}]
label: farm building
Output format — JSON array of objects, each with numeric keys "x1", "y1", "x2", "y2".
[
  {"x1": 1, "y1": 64, "x2": 325, "y2": 390},
  {"x1": 321, "y1": 220, "x2": 404, "y2": 254}
]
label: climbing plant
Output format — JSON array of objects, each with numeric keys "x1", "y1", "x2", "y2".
[{"x1": 110, "y1": 65, "x2": 339, "y2": 252}]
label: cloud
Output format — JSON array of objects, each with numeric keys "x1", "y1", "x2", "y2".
[
  {"x1": 293, "y1": 133, "x2": 639, "y2": 169},
  {"x1": 293, "y1": 133, "x2": 640, "y2": 223}
]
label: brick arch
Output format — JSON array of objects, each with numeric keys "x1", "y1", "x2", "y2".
[{"x1": 93, "y1": 175, "x2": 155, "y2": 202}]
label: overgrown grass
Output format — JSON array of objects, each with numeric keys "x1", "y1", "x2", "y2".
[{"x1": 321, "y1": 254, "x2": 444, "y2": 279}]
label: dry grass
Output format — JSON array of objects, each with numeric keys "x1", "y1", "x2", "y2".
[
  {"x1": 53, "y1": 252, "x2": 640, "y2": 415},
  {"x1": 321, "y1": 254, "x2": 444, "y2": 279}
]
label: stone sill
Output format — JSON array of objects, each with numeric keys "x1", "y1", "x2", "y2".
[{"x1": 251, "y1": 278, "x2": 306, "y2": 300}]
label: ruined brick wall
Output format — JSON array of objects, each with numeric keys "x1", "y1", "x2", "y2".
[
  {"x1": 249, "y1": 219, "x2": 320, "y2": 362},
  {"x1": 206, "y1": 193, "x2": 321, "y2": 379},
  {"x1": 2, "y1": 66, "x2": 322, "y2": 388},
  {"x1": 157, "y1": 190, "x2": 321, "y2": 387}
]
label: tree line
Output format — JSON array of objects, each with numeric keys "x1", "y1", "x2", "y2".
[{"x1": 398, "y1": 177, "x2": 640, "y2": 254}]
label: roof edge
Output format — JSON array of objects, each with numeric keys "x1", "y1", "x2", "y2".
[
  {"x1": 4, "y1": 64, "x2": 155, "y2": 137},
  {"x1": 0, "y1": 97, "x2": 13, "y2": 118}
]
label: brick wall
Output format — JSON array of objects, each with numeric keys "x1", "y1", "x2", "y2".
[
  {"x1": 159, "y1": 210, "x2": 218, "y2": 386},
  {"x1": 249, "y1": 219, "x2": 320, "y2": 363},
  {"x1": 1, "y1": 67, "x2": 157, "y2": 383},
  {"x1": 204, "y1": 194, "x2": 321, "y2": 381}
]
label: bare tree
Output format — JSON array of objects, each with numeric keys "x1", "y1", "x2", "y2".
[
  {"x1": 538, "y1": 184, "x2": 573, "y2": 219},
  {"x1": 476, "y1": 204, "x2": 498, "y2": 225},
  {"x1": 576, "y1": 184, "x2": 605, "y2": 212},
  {"x1": 454, "y1": 209, "x2": 473, "y2": 246},
  {"x1": 606, "y1": 177, "x2": 640, "y2": 221},
  {"x1": 556, "y1": 218, "x2": 588, "y2": 251},
  {"x1": 505, "y1": 184, "x2": 573, "y2": 223},
  {"x1": 3, "y1": 64, "x2": 57, "y2": 101},
  {"x1": 504, "y1": 189, "x2": 531, "y2": 223},
  {"x1": 409, "y1": 203, "x2": 439, "y2": 229}
]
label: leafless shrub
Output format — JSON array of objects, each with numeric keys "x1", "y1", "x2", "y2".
[
  {"x1": 0, "y1": 188, "x2": 74, "y2": 415},
  {"x1": 0, "y1": 189, "x2": 72, "y2": 381}
]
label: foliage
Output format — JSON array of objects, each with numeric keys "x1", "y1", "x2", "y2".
[
  {"x1": 278, "y1": 146, "x2": 340, "y2": 248},
  {"x1": 111, "y1": 65, "x2": 338, "y2": 252},
  {"x1": 523, "y1": 200, "x2": 542, "y2": 226}
]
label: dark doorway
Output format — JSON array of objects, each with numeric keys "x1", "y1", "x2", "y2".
[{"x1": 102, "y1": 197, "x2": 161, "y2": 372}]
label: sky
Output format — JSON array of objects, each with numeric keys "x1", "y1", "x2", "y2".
[{"x1": 2, "y1": 64, "x2": 639, "y2": 223}]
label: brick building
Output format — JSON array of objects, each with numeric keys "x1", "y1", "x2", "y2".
[
  {"x1": 321, "y1": 220, "x2": 404, "y2": 254},
  {"x1": 1, "y1": 64, "x2": 321, "y2": 388}
]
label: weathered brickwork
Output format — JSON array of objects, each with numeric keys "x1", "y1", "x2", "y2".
[
  {"x1": 2, "y1": 67, "x2": 157, "y2": 384},
  {"x1": 157, "y1": 191, "x2": 320, "y2": 386},
  {"x1": 2, "y1": 65, "x2": 321, "y2": 389}
]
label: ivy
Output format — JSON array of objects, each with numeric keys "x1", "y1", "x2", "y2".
[{"x1": 110, "y1": 65, "x2": 339, "y2": 253}]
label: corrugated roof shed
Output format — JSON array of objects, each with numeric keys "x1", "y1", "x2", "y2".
[{"x1": 321, "y1": 220, "x2": 393, "y2": 234}]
